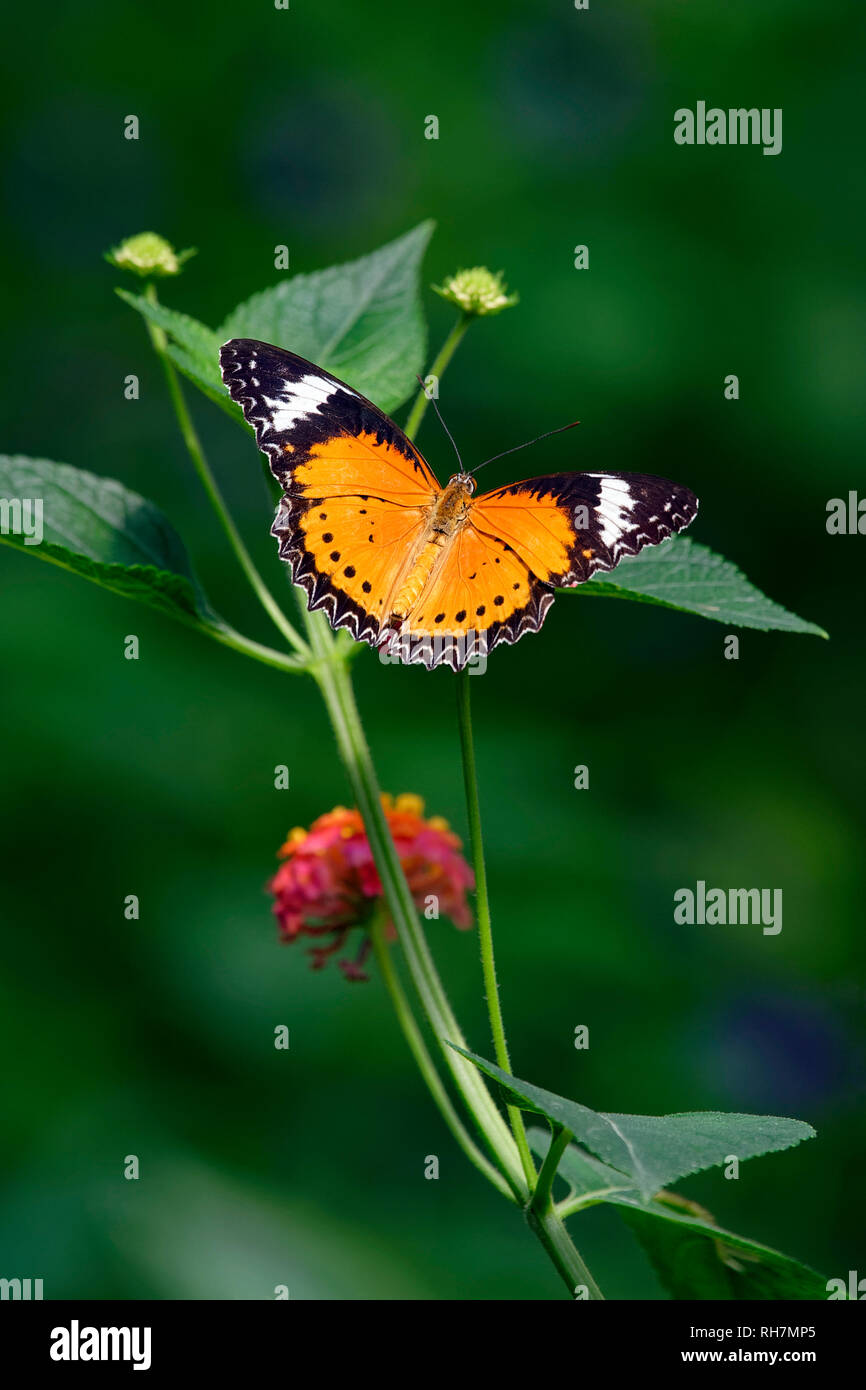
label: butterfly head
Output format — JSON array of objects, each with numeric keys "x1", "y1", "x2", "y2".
[
  {"x1": 431, "y1": 474, "x2": 476, "y2": 535},
  {"x1": 447, "y1": 471, "x2": 477, "y2": 495}
]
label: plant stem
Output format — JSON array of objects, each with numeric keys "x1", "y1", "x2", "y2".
[
  {"x1": 528, "y1": 1126, "x2": 603, "y2": 1297},
  {"x1": 143, "y1": 284, "x2": 309, "y2": 660},
  {"x1": 403, "y1": 311, "x2": 471, "y2": 443},
  {"x1": 456, "y1": 671, "x2": 537, "y2": 1188},
  {"x1": 302, "y1": 606, "x2": 527, "y2": 1196},
  {"x1": 305, "y1": 612, "x2": 605, "y2": 1291},
  {"x1": 527, "y1": 1203, "x2": 605, "y2": 1300},
  {"x1": 530, "y1": 1126, "x2": 572, "y2": 1215},
  {"x1": 370, "y1": 911, "x2": 514, "y2": 1200},
  {"x1": 556, "y1": 1187, "x2": 631, "y2": 1220},
  {"x1": 394, "y1": 315, "x2": 599, "y2": 1289},
  {"x1": 200, "y1": 620, "x2": 308, "y2": 674}
]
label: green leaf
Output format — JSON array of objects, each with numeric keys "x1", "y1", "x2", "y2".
[
  {"x1": 116, "y1": 289, "x2": 243, "y2": 422},
  {"x1": 450, "y1": 1046, "x2": 815, "y2": 1200},
  {"x1": 0, "y1": 455, "x2": 307, "y2": 674},
  {"x1": 217, "y1": 221, "x2": 434, "y2": 414},
  {"x1": 163, "y1": 343, "x2": 244, "y2": 423},
  {"x1": 0, "y1": 453, "x2": 222, "y2": 627},
  {"x1": 563, "y1": 536, "x2": 827, "y2": 638},
  {"x1": 624, "y1": 1206, "x2": 827, "y2": 1299},
  {"x1": 529, "y1": 1128, "x2": 827, "y2": 1300},
  {"x1": 116, "y1": 289, "x2": 222, "y2": 385}
]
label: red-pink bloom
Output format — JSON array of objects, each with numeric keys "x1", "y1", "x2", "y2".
[{"x1": 268, "y1": 794, "x2": 474, "y2": 981}]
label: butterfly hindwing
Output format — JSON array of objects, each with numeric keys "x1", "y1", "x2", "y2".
[
  {"x1": 220, "y1": 339, "x2": 439, "y2": 643},
  {"x1": 385, "y1": 521, "x2": 553, "y2": 671},
  {"x1": 278, "y1": 492, "x2": 427, "y2": 645}
]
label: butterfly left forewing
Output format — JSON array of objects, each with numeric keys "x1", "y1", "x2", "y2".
[
  {"x1": 220, "y1": 338, "x2": 440, "y2": 498},
  {"x1": 220, "y1": 338, "x2": 440, "y2": 645}
]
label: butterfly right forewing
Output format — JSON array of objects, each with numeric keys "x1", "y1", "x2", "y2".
[{"x1": 471, "y1": 471, "x2": 698, "y2": 585}]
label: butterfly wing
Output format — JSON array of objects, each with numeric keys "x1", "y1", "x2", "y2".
[
  {"x1": 472, "y1": 472, "x2": 698, "y2": 584},
  {"x1": 220, "y1": 339, "x2": 440, "y2": 645},
  {"x1": 388, "y1": 519, "x2": 554, "y2": 671},
  {"x1": 389, "y1": 471, "x2": 697, "y2": 670}
]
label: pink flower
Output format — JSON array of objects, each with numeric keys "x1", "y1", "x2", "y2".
[{"x1": 268, "y1": 794, "x2": 474, "y2": 981}]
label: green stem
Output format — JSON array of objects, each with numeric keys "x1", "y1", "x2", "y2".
[
  {"x1": 530, "y1": 1127, "x2": 572, "y2": 1215},
  {"x1": 528, "y1": 1127, "x2": 603, "y2": 1298},
  {"x1": 370, "y1": 911, "x2": 514, "y2": 1200},
  {"x1": 303, "y1": 606, "x2": 527, "y2": 1199},
  {"x1": 456, "y1": 671, "x2": 537, "y2": 1189},
  {"x1": 403, "y1": 311, "x2": 471, "y2": 442},
  {"x1": 556, "y1": 1187, "x2": 631, "y2": 1220},
  {"x1": 307, "y1": 614, "x2": 605, "y2": 1292},
  {"x1": 526, "y1": 1203, "x2": 605, "y2": 1300},
  {"x1": 143, "y1": 284, "x2": 309, "y2": 660},
  {"x1": 200, "y1": 621, "x2": 308, "y2": 674}
]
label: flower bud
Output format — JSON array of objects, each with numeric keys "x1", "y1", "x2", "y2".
[
  {"x1": 432, "y1": 266, "x2": 518, "y2": 316},
  {"x1": 105, "y1": 232, "x2": 196, "y2": 278}
]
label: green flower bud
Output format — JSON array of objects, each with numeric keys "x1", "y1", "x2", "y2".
[
  {"x1": 105, "y1": 232, "x2": 196, "y2": 278},
  {"x1": 432, "y1": 266, "x2": 518, "y2": 317}
]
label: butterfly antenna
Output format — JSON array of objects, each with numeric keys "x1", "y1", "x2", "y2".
[
  {"x1": 471, "y1": 419, "x2": 580, "y2": 476},
  {"x1": 416, "y1": 375, "x2": 464, "y2": 472}
]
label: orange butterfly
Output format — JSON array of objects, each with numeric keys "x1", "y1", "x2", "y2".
[{"x1": 221, "y1": 340, "x2": 698, "y2": 670}]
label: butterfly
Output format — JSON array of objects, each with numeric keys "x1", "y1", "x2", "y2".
[{"x1": 220, "y1": 339, "x2": 698, "y2": 671}]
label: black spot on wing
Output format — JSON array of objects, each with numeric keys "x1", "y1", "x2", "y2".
[{"x1": 271, "y1": 494, "x2": 383, "y2": 649}]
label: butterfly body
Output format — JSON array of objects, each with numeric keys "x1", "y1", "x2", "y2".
[
  {"x1": 220, "y1": 339, "x2": 699, "y2": 671},
  {"x1": 385, "y1": 474, "x2": 475, "y2": 629}
]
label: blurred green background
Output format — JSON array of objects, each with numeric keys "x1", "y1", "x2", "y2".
[{"x1": 1, "y1": 0, "x2": 864, "y2": 1299}]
